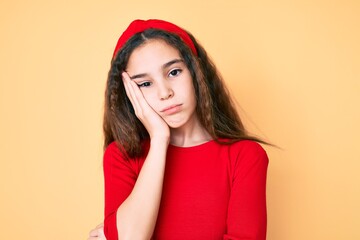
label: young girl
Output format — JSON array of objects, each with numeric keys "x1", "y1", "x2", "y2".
[{"x1": 88, "y1": 19, "x2": 269, "y2": 240}]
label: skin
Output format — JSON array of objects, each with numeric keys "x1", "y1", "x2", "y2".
[
  {"x1": 89, "y1": 39, "x2": 211, "y2": 240},
  {"x1": 126, "y1": 39, "x2": 211, "y2": 147}
]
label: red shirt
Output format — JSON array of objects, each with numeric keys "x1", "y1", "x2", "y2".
[{"x1": 103, "y1": 140, "x2": 269, "y2": 240}]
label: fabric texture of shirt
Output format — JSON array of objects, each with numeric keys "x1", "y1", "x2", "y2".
[{"x1": 103, "y1": 139, "x2": 269, "y2": 240}]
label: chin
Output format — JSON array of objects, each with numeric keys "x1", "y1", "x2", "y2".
[{"x1": 165, "y1": 118, "x2": 187, "y2": 129}]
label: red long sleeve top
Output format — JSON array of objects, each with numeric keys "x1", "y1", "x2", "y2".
[{"x1": 103, "y1": 140, "x2": 269, "y2": 240}]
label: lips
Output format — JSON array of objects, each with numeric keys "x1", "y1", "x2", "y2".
[{"x1": 161, "y1": 104, "x2": 183, "y2": 115}]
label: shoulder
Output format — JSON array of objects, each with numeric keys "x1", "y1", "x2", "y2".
[
  {"x1": 104, "y1": 141, "x2": 150, "y2": 160},
  {"x1": 104, "y1": 141, "x2": 126, "y2": 162},
  {"x1": 103, "y1": 141, "x2": 147, "y2": 173},
  {"x1": 222, "y1": 140, "x2": 269, "y2": 182},
  {"x1": 230, "y1": 140, "x2": 267, "y2": 155},
  {"x1": 216, "y1": 139, "x2": 267, "y2": 154},
  {"x1": 225, "y1": 140, "x2": 269, "y2": 166}
]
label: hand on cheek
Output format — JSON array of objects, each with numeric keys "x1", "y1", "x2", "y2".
[{"x1": 122, "y1": 72, "x2": 170, "y2": 140}]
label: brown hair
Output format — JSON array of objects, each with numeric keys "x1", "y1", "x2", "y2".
[{"x1": 104, "y1": 29, "x2": 267, "y2": 158}]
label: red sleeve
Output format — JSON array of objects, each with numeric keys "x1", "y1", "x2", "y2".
[
  {"x1": 224, "y1": 141, "x2": 269, "y2": 240},
  {"x1": 103, "y1": 142, "x2": 142, "y2": 240}
]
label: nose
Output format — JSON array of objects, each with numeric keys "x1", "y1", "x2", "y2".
[{"x1": 158, "y1": 81, "x2": 174, "y2": 100}]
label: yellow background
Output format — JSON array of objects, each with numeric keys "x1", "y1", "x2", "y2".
[{"x1": 1, "y1": 0, "x2": 359, "y2": 239}]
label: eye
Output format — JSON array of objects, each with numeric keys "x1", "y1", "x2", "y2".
[
  {"x1": 168, "y1": 69, "x2": 182, "y2": 77},
  {"x1": 137, "y1": 82, "x2": 151, "y2": 87}
]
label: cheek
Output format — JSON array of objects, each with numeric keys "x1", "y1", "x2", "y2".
[
  {"x1": 184, "y1": 72, "x2": 196, "y2": 91},
  {"x1": 184, "y1": 80, "x2": 196, "y2": 100}
]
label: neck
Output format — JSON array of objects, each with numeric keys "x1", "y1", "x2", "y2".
[{"x1": 169, "y1": 116, "x2": 212, "y2": 147}]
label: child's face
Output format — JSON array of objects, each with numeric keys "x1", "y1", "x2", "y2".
[{"x1": 125, "y1": 39, "x2": 198, "y2": 129}]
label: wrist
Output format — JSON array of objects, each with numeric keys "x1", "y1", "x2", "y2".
[{"x1": 150, "y1": 135, "x2": 170, "y2": 146}]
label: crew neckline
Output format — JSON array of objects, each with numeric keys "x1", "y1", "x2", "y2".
[{"x1": 168, "y1": 139, "x2": 216, "y2": 152}]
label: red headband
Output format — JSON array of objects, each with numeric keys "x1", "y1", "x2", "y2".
[{"x1": 112, "y1": 19, "x2": 198, "y2": 59}]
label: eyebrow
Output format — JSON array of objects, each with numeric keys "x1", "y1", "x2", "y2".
[{"x1": 129, "y1": 59, "x2": 184, "y2": 80}]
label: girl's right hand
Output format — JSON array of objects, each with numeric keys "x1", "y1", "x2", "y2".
[{"x1": 122, "y1": 72, "x2": 170, "y2": 140}]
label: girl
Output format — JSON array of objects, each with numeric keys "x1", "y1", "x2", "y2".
[{"x1": 89, "y1": 19, "x2": 269, "y2": 240}]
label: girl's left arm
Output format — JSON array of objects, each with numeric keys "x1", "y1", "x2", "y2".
[{"x1": 224, "y1": 141, "x2": 269, "y2": 240}]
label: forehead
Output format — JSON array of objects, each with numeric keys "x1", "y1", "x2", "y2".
[{"x1": 126, "y1": 39, "x2": 181, "y2": 72}]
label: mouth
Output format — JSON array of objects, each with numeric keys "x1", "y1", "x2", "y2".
[{"x1": 161, "y1": 104, "x2": 183, "y2": 115}]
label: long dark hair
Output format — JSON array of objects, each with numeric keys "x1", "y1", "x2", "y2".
[{"x1": 104, "y1": 29, "x2": 267, "y2": 158}]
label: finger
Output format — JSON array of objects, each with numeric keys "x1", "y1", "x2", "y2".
[
  {"x1": 128, "y1": 79, "x2": 148, "y2": 105},
  {"x1": 95, "y1": 224, "x2": 105, "y2": 237},
  {"x1": 96, "y1": 223, "x2": 104, "y2": 228},
  {"x1": 122, "y1": 71, "x2": 146, "y2": 105},
  {"x1": 124, "y1": 74, "x2": 152, "y2": 114},
  {"x1": 89, "y1": 229, "x2": 98, "y2": 237},
  {"x1": 99, "y1": 228, "x2": 106, "y2": 238},
  {"x1": 122, "y1": 72, "x2": 142, "y2": 115},
  {"x1": 122, "y1": 72, "x2": 138, "y2": 107},
  {"x1": 122, "y1": 72, "x2": 135, "y2": 103}
]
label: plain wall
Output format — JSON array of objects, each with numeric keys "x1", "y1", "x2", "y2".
[{"x1": 1, "y1": 0, "x2": 359, "y2": 239}]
